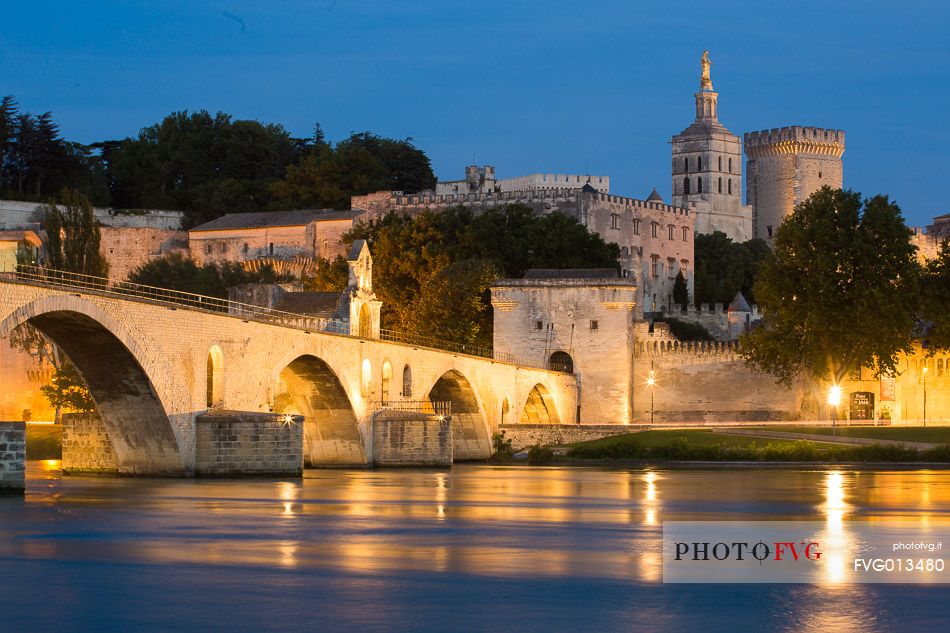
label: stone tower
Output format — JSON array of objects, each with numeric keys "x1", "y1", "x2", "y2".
[
  {"x1": 744, "y1": 126, "x2": 845, "y2": 242},
  {"x1": 671, "y1": 51, "x2": 751, "y2": 241}
]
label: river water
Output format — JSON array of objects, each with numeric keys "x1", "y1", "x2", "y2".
[{"x1": 1, "y1": 462, "x2": 948, "y2": 632}]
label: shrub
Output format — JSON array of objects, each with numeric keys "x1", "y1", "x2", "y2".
[
  {"x1": 492, "y1": 430, "x2": 513, "y2": 458},
  {"x1": 527, "y1": 445, "x2": 554, "y2": 465}
]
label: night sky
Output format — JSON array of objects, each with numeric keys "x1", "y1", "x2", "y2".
[{"x1": 3, "y1": 1, "x2": 947, "y2": 226}]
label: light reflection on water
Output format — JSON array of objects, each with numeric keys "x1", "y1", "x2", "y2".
[{"x1": 0, "y1": 462, "x2": 947, "y2": 632}]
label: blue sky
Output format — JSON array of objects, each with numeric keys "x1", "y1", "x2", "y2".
[{"x1": 3, "y1": 1, "x2": 948, "y2": 226}]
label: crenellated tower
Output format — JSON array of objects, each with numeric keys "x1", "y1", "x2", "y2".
[
  {"x1": 744, "y1": 126, "x2": 846, "y2": 242},
  {"x1": 671, "y1": 51, "x2": 751, "y2": 241}
]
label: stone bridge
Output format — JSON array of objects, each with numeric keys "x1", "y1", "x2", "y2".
[{"x1": 0, "y1": 277, "x2": 576, "y2": 475}]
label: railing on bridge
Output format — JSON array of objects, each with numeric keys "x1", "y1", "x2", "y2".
[
  {"x1": 369, "y1": 400, "x2": 452, "y2": 416},
  {"x1": 1, "y1": 265, "x2": 572, "y2": 373}
]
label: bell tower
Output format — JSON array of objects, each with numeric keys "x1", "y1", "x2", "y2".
[{"x1": 671, "y1": 51, "x2": 751, "y2": 241}]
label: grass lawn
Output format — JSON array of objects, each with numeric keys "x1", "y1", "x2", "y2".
[
  {"x1": 567, "y1": 429, "x2": 950, "y2": 462},
  {"x1": 26, "y1": 424, "x2": 62, "y2": 460},
  {"x1": 746, "y1": 426, "x2": 950, "y2": 444}
]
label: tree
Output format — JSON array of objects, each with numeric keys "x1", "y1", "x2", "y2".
[
  {"x1": 672, "y1": 270, "x2": 689, "y2": 310},
  {"x1": 45, "y1": 189, "x2": 109, "y2": 277},
  {"x1": 693, "y1": 231, "x2": 770, "y2": 306},
  {"x1": 921, "y1": 241, "x2": 950, "y2": 351},
  {"x1": 128, "y1": 253, "x2": 290, "y2": 298},
  {"x1": 345, "y1": 204, "x2": 619, "y2": 347},
  {"x1": 303, "y1": 256, "x2": 349, "y2": 292},
  {"x1": 740, "y1": 187, "x2": 920, "y2": 387},
  {"x1": 40, "y1": 361, "x2": 96, "y2": 423}
]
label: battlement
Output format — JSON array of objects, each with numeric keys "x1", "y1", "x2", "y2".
[
  {"x1": 387, "y1": 188, "x2": 690, "y2": 217},
  {"x1": 744, "y1": 126, "x2": 845, "y2": 157}
]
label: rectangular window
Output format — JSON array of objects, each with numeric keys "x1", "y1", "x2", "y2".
[
  {"x1": 633, "y1": 219, "x2": 641, "y2": 235},
  {"x1": 589, "y1": 320, "x2": 598, "y2": 331},
  {"x1": 243, "y1": 243, "x2": 249, "y2": 254},
  {"x1": 682, "y1": 227, "x2": 688, "y2": 241},
  {"x1": 767, "y1": 226, "x2": 773, "y2": 238},
  {"x1": 651, "y1": 223, "x2": 658, "y2": 238},
  {"x1": 535, "y1": 320, "x2": 543, "y2": 330},
  {"x1": 269, "y1": 242, "x2": 275, "y2": 255},
  {"x1": 610, "y1": 214, "x2": 620, "y2": 229},
  {"x1": 668, "y1": 225, "x2": 674, "y2": 240},
  {"x1": 205, "y1": 244, "x2": 212, "y2": 255},
  {"x1": 668, "y1": 258, "x2": 676, "y2": 279},
  {"x1": 651, "y1": 256, "x2": 660, "y2": 278}
]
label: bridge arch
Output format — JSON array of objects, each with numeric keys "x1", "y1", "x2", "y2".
[
  {"x1": 273, "y1": 354, "x2": 365, "y2": 466},
  {"x1": 520, "y1": 384, "x2": 561, "y2": 425},
  {"x1": 0, "y1": 296, "x2": 186, "y2": 474},
  {"x1": 427, "y1": 368, "x2": 491, "y2": 460}
]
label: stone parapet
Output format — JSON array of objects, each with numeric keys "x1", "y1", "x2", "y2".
[
  {"x1": 0, "y1": 421, "x2": 26, "y2": 493},
  {"x1": 372, "y1": 410, "x2": 452, "y2": 467},
  {"x1": 195, "y1": 411, "x2": 304, "y2": 477}
]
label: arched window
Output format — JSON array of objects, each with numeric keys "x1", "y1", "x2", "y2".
[
  {"x1": 697, "y1": 156, "x2": 702, "y2": 171},
  {"x1": 718, "y1": 177, "x2": 722, "y2": 193},
  {"x1": 501, "y1": 398, "x2": 510, "y2": 424},
  {"x1": 683, "y1": 177, "x2": 690, "y2": 195},
  {"x1": 381, "y1": 361, "x2": 392, "y2": 404},
  {"x1": 697, "y1": 177, "x2": 702, "y2": 193},
  {"x1": 549, "y1": 351, "x2": 574, "y2": 373},
  {"x1": 207, "y1": 345, "x2": 224, "y2": 409},
  {"x1": 684, "y1": 157, "x2": 689, "y2": 172},
  {"x1": 402, "y1": 365, "x2": 412, "y2": 397},
  {"x1": 938, "y1": 359, "x2": 944, "y2": 377}
]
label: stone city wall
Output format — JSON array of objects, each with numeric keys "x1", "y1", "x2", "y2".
[
  {"x1": 62, "y1": 412, "x2": 119, "y2": 473},
  {"x1": 499, "y1": 423, "x2": 632, "y2": 451},
  {"x1": 100, "y1": 227, "x2": 188, "y2": 282},
  {"x1": 0, "y1": 199, "x2": 184, "y2": 231},
  {"x1": 194, "y1": 411, "x2": 304, "y2": 477},
  {"x1": 372, "y1": 410, "x2": 452, "y2": 466},
  {"x1": 0, "y1": 421, "x2": 26, "y2": 493}
]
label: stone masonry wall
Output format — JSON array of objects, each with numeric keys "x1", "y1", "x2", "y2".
[
  {"x1": 62, "y1": 412, "x2": 119, "y2": 473},
  {"x1": 0, "y1": 421, "x2": 26, "y2": 493},
  {"x1": 500, "y1": 423, "x2": 633, "y2": 451},
  {"x1": 194, "y1": 411, "x2": 304, "y2": 476},
  {"x1": 373, "y1": 411, "x2": 452, "y2": 467}
]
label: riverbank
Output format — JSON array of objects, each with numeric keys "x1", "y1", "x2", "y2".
[{"x1": 507, "y1": 429, "x2": 950, "y2": 466}]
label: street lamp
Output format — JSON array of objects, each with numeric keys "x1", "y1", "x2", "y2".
[
  {"x1": 922, "y1": 365, "x2": 928, "y2": 427},
  {"x1": 828, "y1": 384, "x2": 842, "y2": 436},
  {"x1": 646, "y1": 368, "x2": 656, "y2": 426}
]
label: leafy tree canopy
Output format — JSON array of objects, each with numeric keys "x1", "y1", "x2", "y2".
[
  {"x1": 921, "y1": 241, "x2": 950, "y2": 352},
  {"x1": 740, "y1": 187, "x2": 920, "y2": 386},
  {"x1": 127, "y1": 253, "x2": 290, "y2": 298},
  {"x1": 45, "y1": 189, "x2": 109, "y2": 277},
  {"x1": 345, "y1": 204, "x2": 619, "y2": 347},
  {"x1": 693, "y1": 231, "x2": 770, "y2": 306}
]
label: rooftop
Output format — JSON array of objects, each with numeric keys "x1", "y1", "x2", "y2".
[{"x1": 190, "y1": 209, "x2": 360, "y2": 232}]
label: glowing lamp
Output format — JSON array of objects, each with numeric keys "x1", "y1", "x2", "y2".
[{"x1": 827, "y1": 385, "x2": 842, "y2": 407}]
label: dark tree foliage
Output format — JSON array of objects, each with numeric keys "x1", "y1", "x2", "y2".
[
  {"x1": 45, "y1": 189, "x2": 109, "y2": 277},
  {"x1": 345, "y1": 204, "x2": 620, "y2": 347},
  {"x1": 672, "y1": 270, "x2": 689, "y2": 310},
  {"x1": 740, "y1": 187, "x2": 920, "y2": 387},
  {"x1": 127, "y1": 253, "x2": 289, "y2": 298},
  {"x1": 106, "y1": 110, "x2": 300, "y2": 227},
  {"x1": 0, "y1": 96, "x2": 109, "y2": 203},
  {"x1": 303, "y1": 256, "x2": 349, "y2": 292},
  {"x1": 921, "y1": 241, "x2": 950, "y2": 352},
  {"x1": 693, "y1": 231, "x2": 771, "y2": 306},
  {"x1": 271, "y1": 131, "x2": 435, "y2": 211}
]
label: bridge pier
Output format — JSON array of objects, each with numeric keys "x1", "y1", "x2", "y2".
[{"x1": 0, "y1": 422, "x2": 25, "y2": 494}]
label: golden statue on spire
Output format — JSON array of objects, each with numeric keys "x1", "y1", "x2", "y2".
[{"x1": 700, "y1": 50, "x2": 713, "y2": 90}]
